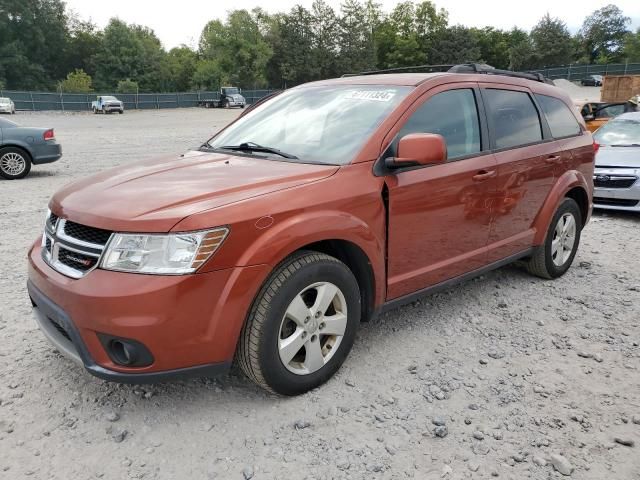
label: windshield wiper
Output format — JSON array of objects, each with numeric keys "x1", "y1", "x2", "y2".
[
  {"x1": 611, "y1": 143, "x2": 640, "y2": 147},
  {"x1": 218, "y1": 142, "x2": 298, "y2": 159}
]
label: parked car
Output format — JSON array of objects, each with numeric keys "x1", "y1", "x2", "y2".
[
  {"x1": 0, "y1": 97, "x2": 16, "y2": 114},
  {"x1": 576, "y1": 101, "x2": 625, "y2": 132},
  {"x1": 92, "y1": 96, "x2": 124, "y2": 114},
  {"x1": 28, "y1": 66, "x2": 594, "y2": 395},
  {"x1": 581, "y1": 75, "x2": 603, "y2": 87},
  {"x1": 592, "y1": 112, "x2": 640, "y2": 211},
  {"x1": 198, "y1": 87, "x2": 246, "y2": 108},
  {"x1": 0, "y1": 118, "x2": 61, "y2": 179}
]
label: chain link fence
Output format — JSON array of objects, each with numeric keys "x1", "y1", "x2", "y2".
[
  {"x1": 0, "y1": 90, "x2": 276, "y2": 112},
  {"x1": 528, "y1": 63, "x2": 640, "y2": 81}
]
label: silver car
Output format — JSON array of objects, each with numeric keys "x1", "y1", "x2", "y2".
[
  {"x1": 593, "y1": 112, "x2": 640, "y2": 212},
  {"x1": 0, "y1": 97, "x2": 16, "y2": 114}
]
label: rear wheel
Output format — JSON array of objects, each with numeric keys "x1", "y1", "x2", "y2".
[
  {"x1": 527, "y1": 198, "x2": 582, "y2": 279},
  {"x1": 237, "y1": 251, "x2": 360, "y2": 395},
  {"x1": 0, "y1": 147, "x2": 32, "y2": 180}
]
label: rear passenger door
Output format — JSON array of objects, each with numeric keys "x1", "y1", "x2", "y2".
[{"x1": 481, "y1": 86, "x2": 558, "y2": 262}]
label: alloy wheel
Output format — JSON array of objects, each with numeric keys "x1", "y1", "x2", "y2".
[
  {"x1": 278, "y1": 282, "x2": 348, "y2": 375},
  {"x1": 551, "y1": 212, "x2": 577, "y2": 267},
  {"x1": 0, "y1": 152, "x2": 26, "y2": 176}
]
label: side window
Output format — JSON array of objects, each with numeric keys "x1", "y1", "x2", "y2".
[
  {"x1": 399, "y1": 89, "x2": 481, "y2": 160},
  {"x1": 535, "y1": 94, "x2": 581, "y2": 138},
  {"x1": 484, "y1": 89, "x2": 542, "y2": 149},
  {"x1": 596, "y1": 104, "x2": 624, "y2": 118}
]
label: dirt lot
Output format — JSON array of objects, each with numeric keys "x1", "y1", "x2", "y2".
[{"x1": 1, "y1": 109, "x2": 639, "y2": 480}]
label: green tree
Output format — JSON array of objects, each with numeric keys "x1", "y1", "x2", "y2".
[
  {"x1": 199, "y1": 9, "x2": 272, "y2": 88},
  {"x1": 472, "y1": 27, "x2": 511, "y2": 69},
  {"x1": 0, "y1": 0, "x2": 69, "y2": 89},
  {"x1": 580, "y1": 4, "x2": 630, "y2": 63},
  {"x1": 64, "y1": 16, "x2": 101, "y2": 78},
  {"x1": 338, "y1": 0, "x2": 377, "y2": 74},
  {"x1": 508, "y1": 28, "x2": 536, "y2": 70},
  {"x1": 191, "y1": 59, "x2": 225, "y2": 91},
  {"x1": 164, "y1": 46, "x2": 198, "y2": 91},
  {"x1": 93, "y1": 19, "x2": 166, "y2": 91},
  {"x1": 310, "y1": 0, "x2": 340, "y2": 79},
  {"x1": 60, "y1": 68, "x2": 92, "y2": 92},
  {"x1": 530, "y1": 14, "x2": 572, "y2": 68},
  {"x1": 430, "y1": 26, "x2": 481, "y2": 65},
  {"x1": 116, "y1": 78, "x2": 139, "y2": 93},
  {"x1": 623, "y1": 28, "x2": 640, "y2": 62}
]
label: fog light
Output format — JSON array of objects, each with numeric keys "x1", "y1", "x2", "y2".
[{"x1": 97, "y1": 334, "x2": 154, "y2": 367}]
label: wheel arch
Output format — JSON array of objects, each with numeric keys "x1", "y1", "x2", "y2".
[
  {"x1": 0, "y1": 143, "x2": 33, "y2": 161},
  {"x1": 300, "y1": 239, "x2": 377, "y2": 322},
  {"x1": 532, "y1": 170, "x2": 591, "y2": 245}
]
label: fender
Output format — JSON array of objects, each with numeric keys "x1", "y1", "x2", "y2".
[
  {"x1": 532, "y1": 170, "x2": 590, "y2": 245},
  {"x1": 1, "y1": 141, "x2": 33, "y2": 158},
  {"x1": 236, "y1": 210, "x2": 387, "y2": 306}
]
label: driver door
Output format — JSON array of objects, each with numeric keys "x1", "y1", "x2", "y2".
[{"x1": 385, "y1": 84, "x2": 497, "y2": 300}]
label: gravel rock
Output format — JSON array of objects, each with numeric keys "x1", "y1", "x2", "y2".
[
  {"x1": 242, "y1": 466, "x2": 254, "y2": 480},
  {"x1": 550, "y1": 453, "x2": 574, "y2": 476},
  {"x1": 432, "y1": 416, "x2": 447, "y2": 426},
  {"x1": 433, "y1": 426, "x2": 448, "y2": 438},
  {"x1": 105, "y1": 412, "x2": 120, "y2": 422},
  {"x1": 532, "y1": 455, "x2": 546, "y2": 467},
  {"x1": 293, "y1": 420, "x2": 311, "y2": 430},
  {"x1": 614, "y1": 437, "x2": 635, "y2": 447},
  {"x1": 472, "y1": 431, "x2": 484, "y2": 440}
]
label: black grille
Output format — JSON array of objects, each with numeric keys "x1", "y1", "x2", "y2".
[
  {"x1": 64, "y1": 221, "x2": 112, "y2": 246},
  {"x1": 594, "y1": 197, "x2": 639, "y2": 207},
  {"x1": 48, "y1": 317, "x2": 71, "y2": 342},
  {"x1": 45, "y1": 237, "x2": 52, "y2": 253},
  {"x1": 58, "y1": 248, "x2": 98, "y2": 271},
  {"x1": 594, "y1": 177, "x2": 637, "y2": 189}
]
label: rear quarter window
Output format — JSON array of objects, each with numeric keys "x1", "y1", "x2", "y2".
[{"x1": 536, "y1": 94, "x2": 581, "y2": 138}]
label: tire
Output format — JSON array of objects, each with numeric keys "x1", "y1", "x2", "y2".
[
  {"x1": 119, "y1": 110, "x2": 124, "y2": 114},
  {"x1": 93, "y1": 107, "x2": 97, "y2": 114},
  {"x1": 223, "y1": 100, "x2": 230, "y2": 109},
  {"x1": 237, "y1": 251, "x2": 361, "y2": 395},
  {"x1": 527, "y1": 198, "x2": 582, "y2": 279},
  {"x1": 0, "y1": 147, "x2": 32, "y2": 180}
]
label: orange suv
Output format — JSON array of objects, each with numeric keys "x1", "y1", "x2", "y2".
[{"x1": 27, "y1": 65, "x2": 595, "y2": 395}]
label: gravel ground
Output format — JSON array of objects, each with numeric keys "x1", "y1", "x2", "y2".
[{"x1": 1, "y1": 109, "x2": 639, "y2": 480}]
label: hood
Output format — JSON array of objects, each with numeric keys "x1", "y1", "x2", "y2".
[
  {"x1": 595, "y1": 146, "x2": 640, "y2": 168},
  {"x1": 231, "y1": 94, "x2": 244, "y2": 102},
  {"x1": 51, "y1": 150, "x2": 339, "y2": 232}
]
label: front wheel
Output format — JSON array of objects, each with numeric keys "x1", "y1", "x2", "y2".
[
  {"x1": 237, "y1": 251, "x2": 360, "y2": 395},
  {"x1": 527, "y1": 198, "x2": 582, "y2": 279},
  {"x1": 0, "y1": 147, "x2": 32, "y2": 179},
  {"x1": 119, "y1": 110, "x2": 124, "y2": 114}
]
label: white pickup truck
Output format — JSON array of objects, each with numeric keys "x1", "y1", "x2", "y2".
[{"x1": 91, "y1": 96, "x2": 124, "y2": 114}]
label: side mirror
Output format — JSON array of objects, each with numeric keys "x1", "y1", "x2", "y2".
[
  {"x1": 386, "y1": 133, "x2": 447, "y2": 169},
  {"x1": 583, "y1": 114, "x2": 595, "y2": 121}
]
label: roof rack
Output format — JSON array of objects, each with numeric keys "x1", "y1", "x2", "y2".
[
  {"x1": 341, "y1": 64, "x2": 454, "y2": 77},
  {"x1": 341, "y1": 63, "x2": 554, "y2": 84},
  {"x1": 448, "y1": 63, "x2": 554, "y2": 84}
]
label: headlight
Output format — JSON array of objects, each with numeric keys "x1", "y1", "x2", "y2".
[{"x1": 101, "y1": 228, "x2": 228, "y2": 275}]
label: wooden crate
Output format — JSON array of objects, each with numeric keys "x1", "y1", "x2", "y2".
[{"x1": 601, "y1": 75, "x2": 640, "y2": 102}]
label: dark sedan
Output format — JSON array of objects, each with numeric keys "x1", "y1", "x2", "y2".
[
  {"x1": 581, "y1": 75, "x2": 603, "y2": 87},
  {"x1": 0, "y1": 118, "x2": 62, "y2": 179}
]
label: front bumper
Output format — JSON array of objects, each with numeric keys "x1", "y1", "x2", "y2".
[
  {"x1": 31, "y1": 142, "x2": 62, "y2": 165},
  {"x1": 593, "y1": 166, "x2": 640, "y2": 212},
  {"x1": 27, "y1": 241, "x2": 269, "y2": 382}
]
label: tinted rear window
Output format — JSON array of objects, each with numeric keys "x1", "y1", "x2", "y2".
[
  {"x1": 485, "y1": 89, "x2": 542, "y2": 149},
  {"x1": 536, "y1": 94, "x2": 581, "y2": 138}
]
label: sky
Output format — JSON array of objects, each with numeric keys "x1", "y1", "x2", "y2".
[{"x1": 64, "y1": 0, "x2": 640, "y2": 50}]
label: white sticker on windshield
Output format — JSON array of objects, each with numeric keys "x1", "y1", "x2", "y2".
[{"x1": 345, "y1": 90, "x2": 396, "y2": 102}]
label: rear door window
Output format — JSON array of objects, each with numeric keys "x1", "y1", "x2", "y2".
[
  {"x1": 484, "y1": 89, "x2": 542, "y2": 149},
  {"x1": 535, "y1": 94, "x2": 581, "y2": 138},
  {"x1": 398, "y1": 89, "x2": 481, "y2": 160}
]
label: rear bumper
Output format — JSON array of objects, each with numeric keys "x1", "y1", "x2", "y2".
[
  {"x1": 27, "y1": 241, "x2": 270, "y2": 383},
  {"x1": 31, "y1": 142, "x2": 62, "y2": 165}
]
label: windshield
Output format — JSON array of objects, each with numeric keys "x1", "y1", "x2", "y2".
[
  {"x1": 0, "y1": 98, "x2": 10, "y2": 104},
  {"x1": 206, "y1": 85, "x2": 411, "y2": 164},
  {"x1": 103, "y1": 96, "x2": 118, "y2": 101},
  {"x1": 223, "y1": 88, "x2": 239, "y2": 95},
  {"x1": 594, "y1": 118, "x2": 640, "y2": 146}
]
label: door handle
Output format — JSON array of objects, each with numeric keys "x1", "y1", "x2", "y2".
[
  {"x1": 472, "y1": 170, "x2": 496, "y2": 182},
  {"x1": 545, "y1": 155, "x2": 561, "y2": 163}
]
